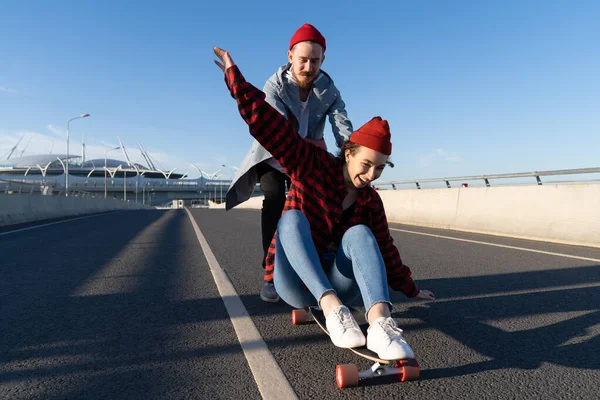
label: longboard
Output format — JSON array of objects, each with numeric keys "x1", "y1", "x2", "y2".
[{"x1": 292, "y1": 306, "x2": 420, "y2": 388}]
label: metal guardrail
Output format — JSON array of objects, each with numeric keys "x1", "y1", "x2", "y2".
[
  {"x1": 70, "y1": 178, "x2": 228, "y2": 191},
  {"x1": 374, "y1": 167, "x2": 600, "y2": 190},
  {"x1": 0, "y1": 179, "x2": 102, "y2": 198}
]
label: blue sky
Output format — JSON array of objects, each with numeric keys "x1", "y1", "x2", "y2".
[{"x1": 1, "y1": 0, "x2": 598, "y2": 181}]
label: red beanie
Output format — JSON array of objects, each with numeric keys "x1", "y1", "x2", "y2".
[
  {"x1": 349, "y1": 117, "x2": 392, "y2": 155},
  {"x1": 289, "y1": 23, "x2": 326, "y2": 51}
]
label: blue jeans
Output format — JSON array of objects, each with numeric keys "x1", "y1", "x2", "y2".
[{"x1": 273, "y1": 210, "x2": 393, "y2": 316}]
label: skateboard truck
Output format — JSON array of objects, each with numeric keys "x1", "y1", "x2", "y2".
[{"x1": 336, "y1": 359, "x2": 420, "y2": 388}]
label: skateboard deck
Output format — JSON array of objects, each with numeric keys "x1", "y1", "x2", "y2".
[{"x1": 291, "y1": 306, "x2": 420, "y2": 388}]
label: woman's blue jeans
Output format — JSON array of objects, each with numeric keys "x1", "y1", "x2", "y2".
[{"x1": 273, "y1": 210, "x2": 392, "y2": 315}]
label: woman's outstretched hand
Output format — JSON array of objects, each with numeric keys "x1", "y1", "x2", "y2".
[
  {"x1": 415, "y1": 289, "x2": 436, "y2": 301},
  {"x1": 213, "y1": 47, "x2": 236, "y2": 73}
]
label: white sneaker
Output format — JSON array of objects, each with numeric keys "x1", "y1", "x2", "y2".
[
  {"x1": 325, "y1": 305, "x2": 366, "y2": 348},
  {"x1": 367, "y1": 317, "x2": 415, "y2": 360}
]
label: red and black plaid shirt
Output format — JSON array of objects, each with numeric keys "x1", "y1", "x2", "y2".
[{"x1": 225, "y1": 66, "x2": 419, "y2": 298}]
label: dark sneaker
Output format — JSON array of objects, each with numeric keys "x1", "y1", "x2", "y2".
[{"x1": 260, "y1": 282, "x2": 280, "y2": 303}]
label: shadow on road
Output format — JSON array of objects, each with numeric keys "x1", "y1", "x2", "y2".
[{"x1": 391, "y1": 264, "x2": 600, "y2": 379}]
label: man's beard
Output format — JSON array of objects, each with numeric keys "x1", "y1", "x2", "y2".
[{"x1": 295, "y1": 72, "x2": 315, "y2": 90}]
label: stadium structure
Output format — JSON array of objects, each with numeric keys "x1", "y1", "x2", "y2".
[{"x1": 0, "y1": 139, "x2": 235, "y2": 206}]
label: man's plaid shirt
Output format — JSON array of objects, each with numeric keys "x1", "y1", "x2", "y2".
[{"x1": 225, "y1": 65, "x2": 419, "y2": 298}]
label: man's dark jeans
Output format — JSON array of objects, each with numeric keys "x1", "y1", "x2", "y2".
[{"x1": 256, "y1": 162, "x2": 291, "y2": 269}]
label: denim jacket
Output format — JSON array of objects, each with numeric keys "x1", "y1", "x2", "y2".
[{"x1": 225, "y1": 63, "x2": 353, "y2": 210}]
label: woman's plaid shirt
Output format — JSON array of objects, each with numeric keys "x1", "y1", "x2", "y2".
[{"x1": 225, "y1": 65, "x2": 419, "y2": 298}]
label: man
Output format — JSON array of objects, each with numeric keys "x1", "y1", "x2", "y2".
[{"x1": 225, "y1": 23, "x2": 354, "y2": 302}]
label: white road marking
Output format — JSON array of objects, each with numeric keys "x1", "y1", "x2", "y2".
[
  {"x1": 0, "y1": 211, "x2": 123, "y2": 237},
  {"x1": 185, "y1": 209, "x2": 297, "y2": 400},
  {"x1": 390, "y1": 228, "x2": 600, "y2": 263},
  {"x1": 435, "y1": 282, "x2": 600, "y2": 303}
]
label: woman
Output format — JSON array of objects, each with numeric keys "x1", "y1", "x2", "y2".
[{"x1": 214, "y1": 47, "x2": 435, "y2": 360}]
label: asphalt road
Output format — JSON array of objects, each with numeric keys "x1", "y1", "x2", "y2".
[{"x1": 1, "y1": 209, "x2": 598, "y2": 399}]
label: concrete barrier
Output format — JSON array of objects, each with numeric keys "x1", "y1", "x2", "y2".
[
  {"x1": 234, "y1": 196, "x2": 263, "y2": 210},
  {"x1": 0, "y1": 195, "x2": 32, "y2": 226},
  {"x1": 0, "y1": 194, "x2": 152, "y2": 227},
  {"x1": 208, "y1": 200, "x2": 226, "y2": 209},
  {"x1": 231, "y1": 184, "x2": 600, "y2": 248},
  {"x1": 379, "y1": 184, "x2": 600, "y2": 248}
]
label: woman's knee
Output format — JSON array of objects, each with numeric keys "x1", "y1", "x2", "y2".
[
  {"x1": 277, "y1": 210, "x2": 309, "y2": 235},
  {"x1": 344, "y1": 224, "x2": 376, "y2": 244}
]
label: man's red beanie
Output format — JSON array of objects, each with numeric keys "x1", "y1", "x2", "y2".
[
  {"x1": 289, "y1": 23, "x2": 326, "y2": 51},
  {"x1": 349, "y1": 117, "x2": 392, "y2": 155}
]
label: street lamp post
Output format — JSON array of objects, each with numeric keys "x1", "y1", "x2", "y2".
[
  {"x1": 130, "y1": 164, "x2": 140, "y2": 204},
  {"x1": 104, "y1": 146, "x2": 120, "y2": 198},
  {"x1": 221, "y1": 164, "x2": 238, "y2": 203},
  {"x1": 221, "y1": 164, "x2": 238, "y2": 179},
  {"x1": 66, "y1": 113, "x2": 90, "y2": 195}
]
